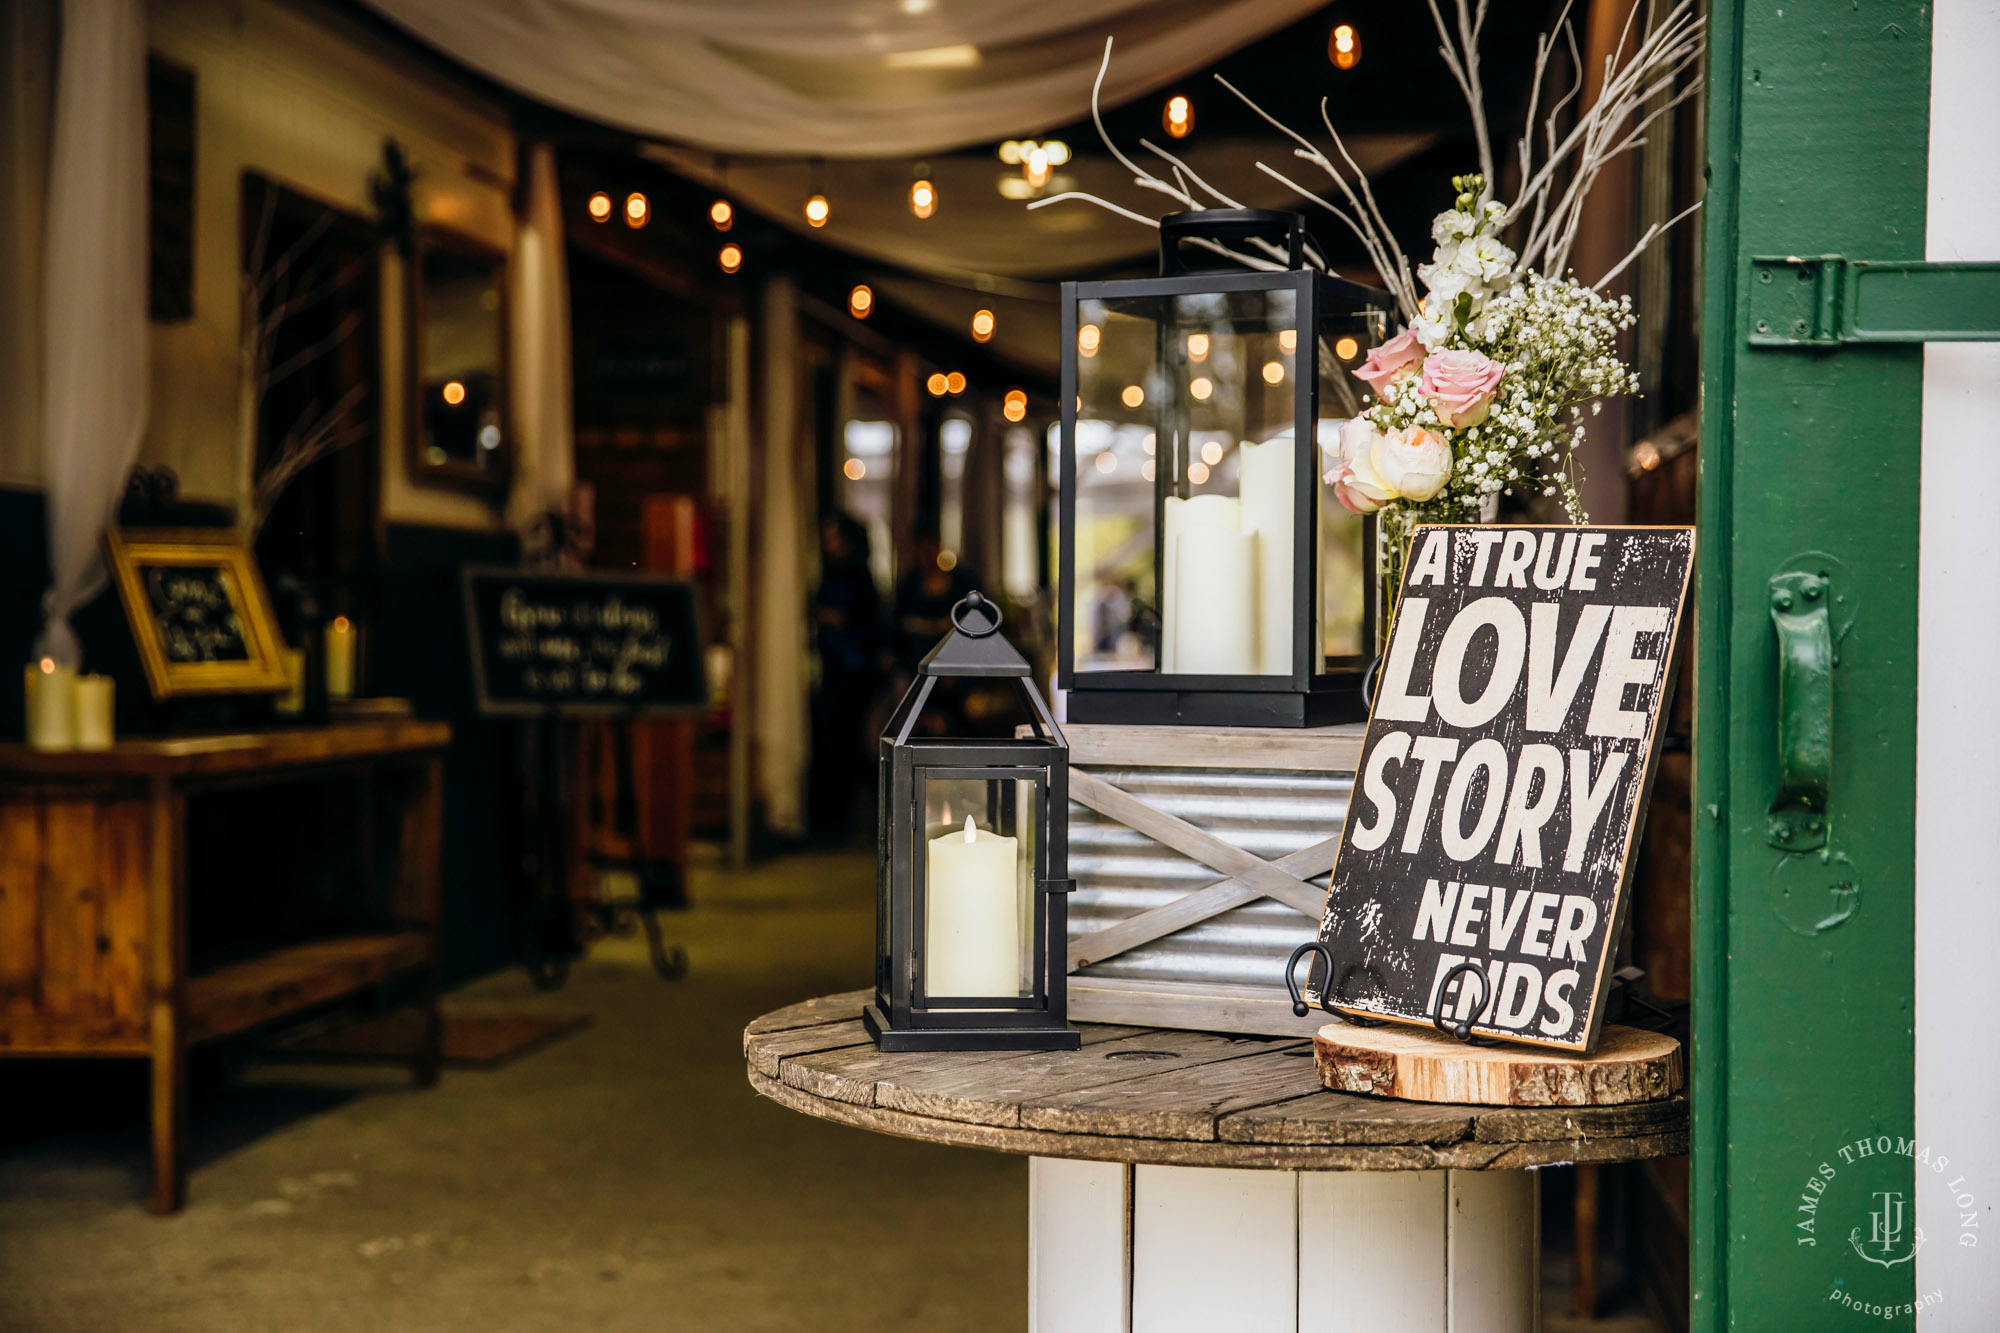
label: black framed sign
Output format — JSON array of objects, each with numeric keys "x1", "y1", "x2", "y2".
[
  {"x1": 1311, "y1": 525, "x2": 1695, "y2": 1052},
  {"x1": 461, "y1": 567, "x2": 707, "y2": 718}
]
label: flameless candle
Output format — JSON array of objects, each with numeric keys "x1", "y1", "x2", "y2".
[
  {"x1": 24, "y1": 658, "x2": 77, "y2": 750},
  {"x1": 325, "y1": 617, "x2": 355, "y2": 699},
  {"x1": 73, "y1": 674, "x2": 114, "y2": 750},
  {"x1": 1163, "y1": 494, "x2": 1256, "y2": 675},
  {"x1": 1237, "y1": 437, "x2": 1295, "y2": 675},
  {"x1": 925, "y1": 815, "x2": 1020, "y2": 998}
]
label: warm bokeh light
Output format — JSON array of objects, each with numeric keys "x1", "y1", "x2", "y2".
[
  {"x1": 997, "y1": 140, "x2": 1024, "y2": 165},
  {"x1": 1335, "y1": 336, "x2": 1360, "y2": 361},
  {"x1": 1187, "y1": 460, "x2": 1211, "y2": 485},
  {"x1": 804, "y1": 193, "x2": 830, "y2": 227},
  {"x1": 971, "y1": 309, "x2": 995, "y2": 342},
  {"x1": 1003, "y1": 388, "x2": 1027, "y2": 422},
  {"x1": 927, "y1": 372, "x2": 950, "y2": 397},
  {"x1": 719, "y1": 243, "x2": 743, "y2": 273},
  {"x1": 910, "y1": 178, "x2": 937, "y2": 219},
  {"x1": 710, "y1": 199, "x2": 733, "y2": 231},
  {"x1": 843, "y1": 458, "x2": 867, "y2": 480},
  {"x1": 1094, "y1": 450, "x2": 1117, "y2": 474},
  {"x1": 1200, "y1": 440, "x2": 1225, "y2": 466},
  {"x1": 332, "y1": 616, "x2": 352, "y2": 633},
  {"x1": 1189, "y1": 376, "x2": 1213, "y2": 401},
  {"x1": 1141, "y1": 459, "x2": 1155, "y2": 482},
  {"x1": 1277, "y1": 329, "x2": 1298, "y2": 353},
  {"x1": 1330, "y1": 23, "x2": 1361, "y2": 69},
  {"x1": 1262, "y1": 361, "x2": 1286, "y2": 385},
  {"x1": 1164, "y1": 95, "x2": 1192, "y2": 139},
  {"x1": 849, "y1": 285, "x2": 873, "y2": 318},
  {"x1": 945, "y1": 371, "x2": 967, "y2": 395},
  {"x1": 1023, "y1": 145, "x2": 1051, "y2": 189},
  {"x1": 1078, "y1": 324, "x2": 1102, "y2": 357},
  {"x1": 937, "y1": 549, "x2": 958, "y2": 571},
  {"x1": 624, "y1": 192, "x2": 649, "y2": 227},
  {"x1": 1121, "y1": 384, "x2": 1144, "y2": 409},
  {"x1": 442, "y1": 380, "x2": 466, "y2": 406},
  {"x1": 1186, "y1": 332, "x2": 1210, "y2": 361},
  {"x1": 1043, "y1": 140, "x2": 1070, "y2": 166},
  {"x1": 1142, "y1": 432, "x2": 1156, "y2": 456},
  {"x1": 587, "y1": 191, "x2": 612, "y2": 222},
  {"x1": 39, "y1": 657, "x2": 55, "y2": 674}
]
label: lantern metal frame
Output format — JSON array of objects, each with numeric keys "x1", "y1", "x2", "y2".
[
  {"x1": 864, "y1": 592, "x2": 1081, "y2": 1052},
  {"x1": 1057, "y1": 208, "x2": 1392, "y2": 728}
]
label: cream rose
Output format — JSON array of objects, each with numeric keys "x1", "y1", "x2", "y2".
[
  {"x1": 1418, "y1": 348, "x2": 1506, "y2": 427},
  {"x1": 1371, "y1": 426, "x2": 1454, "y2": 502},
  {"x1": 1352, "y1": 329, "x2": 1425, "y2": 394}
]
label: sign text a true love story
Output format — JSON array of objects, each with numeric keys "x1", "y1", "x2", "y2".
[{"x1": 1311, "y1": 525, "x2": 1695, "y2": 1053}]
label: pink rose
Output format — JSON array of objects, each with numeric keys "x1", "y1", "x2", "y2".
[
  {"x1": 1418, "y1": 349, "x2": 1505, "y2": 427},
  {"x1": 1351, "y1": 329, "x2": 1425, "y2": 394}
]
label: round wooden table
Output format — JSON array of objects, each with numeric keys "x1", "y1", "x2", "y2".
[{"x1": 747, "y1": 992, "x2": 1686, "y2": 1332}]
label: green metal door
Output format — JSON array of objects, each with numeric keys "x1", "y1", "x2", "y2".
[{"x1": 1697, "y1": 3, "x2": 2000, "y2": 1329}]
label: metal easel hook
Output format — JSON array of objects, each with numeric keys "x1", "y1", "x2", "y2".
[{"x1": 1432, "y1": 961, "x2": 1491, "y2": 1044}]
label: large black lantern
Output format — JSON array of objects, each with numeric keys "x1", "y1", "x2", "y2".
[
  {"x1": 1058, "y1": 209, "x2": 1392, "y2": 727},
  {"x1": 864, "y1": 591, "x2": 1080, "y2": 1052}
]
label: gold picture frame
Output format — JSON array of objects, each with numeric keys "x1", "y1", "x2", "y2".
[{"x1": 104, "y1": 528, "x2": 290, "y2": 699}]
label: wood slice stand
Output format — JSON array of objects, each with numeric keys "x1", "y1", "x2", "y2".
[
  {"x1": 748, "y1": 992, "x2": 1687, "y2": 1333},
  {"x1": 1313, "y1": 1022, "x2": 1684, "y2": 1107}
]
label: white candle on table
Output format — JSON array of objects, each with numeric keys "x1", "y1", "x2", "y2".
[
  {"x1": 73, "y1": 674, "x2": 114, "y2": 750},
  {"x1": 1238, "y1": 437, "x2": 1295, "y2": 675},
  {"x1": 24, "y1": 658, "x2": 77, "y2": 751},
  {"x1": 325, "y1": 617, "x2": 355, "y2": 699},
  {"x1": 275, "y1": 648, "x2": 305, "y2": 716},
  {"x1": 1163, "y1": 494, "x2": 1256, "y2": 675},
  {"x1": 925, "y1": 815, "x2": 1021, "y2": 999}
]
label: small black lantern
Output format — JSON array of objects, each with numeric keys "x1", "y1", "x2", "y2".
[
  {"x1": 865, "y1": 592, "x2": 1080, "y2": 1052},
  {"x1": 1058, "y1": 208, "x2": 1392, "y2": 727}
]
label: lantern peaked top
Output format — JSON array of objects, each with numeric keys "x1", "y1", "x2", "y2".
[{"x1": 919, "y1": 591, "x2": 1031, "y2": 678}]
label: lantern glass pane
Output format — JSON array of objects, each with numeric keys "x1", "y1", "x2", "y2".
[
  {"x1": 1316, "y1": 306, "x2": 1384, "y2": 666},
  {"x1": 915, "y1": 772, "x2": 1038, "y2": 1004},
  {"x1": 1072, "y1": 287, "x2": 1300, "y2": 679}
]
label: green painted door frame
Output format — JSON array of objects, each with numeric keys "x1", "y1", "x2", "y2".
[{"x1": 1695, "y1": 3, "x2": 1930, "y2": 1329}]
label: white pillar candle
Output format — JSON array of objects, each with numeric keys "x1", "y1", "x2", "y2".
[
  {"x1": 325, "y1": 617, "x2": 356, "y2": 699},
  {"x1": 275, "y1": 648, "x2": 306, "y2": 717},
  {"x1": 925, "y1": 815, "x2": 1021, "y2": 999},
  {"x1": 24, "y1": 659, "x2": 77, "y2": 751},
  {"x1": 1163, "y1": 494, "x2": 1251, "y2": 676},
  {"x1": 1173, "y1": 526, "x2": 1258, "y2": 675},
  {"x1": 1238, "y1": 437, "x2": 1295, "y2": 676},
  {"x1": 73, "y1": 674, "x2": 114, "y2": 750}
]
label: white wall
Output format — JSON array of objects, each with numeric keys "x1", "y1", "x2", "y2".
[
  {"x1": 0, "y1": 0, "x2": 519, "y2": 532},
  {"x1": 1916, "y1": 2, "x2": 2000, "y2": 1326}
]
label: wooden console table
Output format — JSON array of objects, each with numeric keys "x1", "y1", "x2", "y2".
[
  {"x1": 0, "y1": 721, "x2": 449, "y2": 1212},
  {"x1": 747, "y1": 992, "x2": 1687, "y2": 1332}
]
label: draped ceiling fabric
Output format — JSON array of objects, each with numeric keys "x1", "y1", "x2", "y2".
[{"x1": 360, "y1": 0, "x2": 1329, "y2": 157}]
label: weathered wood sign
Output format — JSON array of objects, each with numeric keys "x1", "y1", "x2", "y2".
[
  {"x1": 1311, "y1": 525, "x2": 1695, "y2": 1052},
  {"x1": 461, "y1": 568, "x2": 707, "y2": 718}
]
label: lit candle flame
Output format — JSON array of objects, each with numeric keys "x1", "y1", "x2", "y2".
[
  {"x1": 38, "y1": 657, "x2": 55, "y2": 674},
  {"x1": 963, "y1": 814, "x2": 976, "y2": 843}
]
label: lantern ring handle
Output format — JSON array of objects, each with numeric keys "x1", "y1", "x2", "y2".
[{"x1": 950, "y1": 591, "x2": 1003, "y2": 638}]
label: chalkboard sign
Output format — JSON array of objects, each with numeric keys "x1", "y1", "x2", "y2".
[
  {"x1": 1310, "y1": 525, "x2": 1695, "y2": 1053},
  {"x1": 105, "y1": 529, "x2": 290, "y2": 698},
  {"x1": 461, "y1": 568, "x2": 708, "y2": 718}
]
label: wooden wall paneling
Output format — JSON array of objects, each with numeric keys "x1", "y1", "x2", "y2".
[
  {"x1": 0, "y1": 800, "x2": 43, "y2": 1017},
  {"x1": 95, "y1": 796, "x2": 151, "y2": 1025},
  {"x1": 38, "y1": 797, "x2": 102, "y2": 1018},
  {"x1": 1029, "y1": 1157, "x2": 1131, "y2": 1333},
  {"x1": 1298, "y1": 1169, "x2": 1448, "y2": 1333},
  {"x1": 1131, "y1": 1165, "x2": 1297, "y2": 1333},
  {"x1": 1446, "y1": 1169, "x2": 1538, "y2": 1333}
]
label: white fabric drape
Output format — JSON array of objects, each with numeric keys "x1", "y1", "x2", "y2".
[
  {"x1": 753, "y1": 276, "x2": 809, "y2": 838},
  {"x1": 507, "y1": 143, "x2": 577, "y2": 531},
  {"x1": 360, "y1": 0, "x2": 1326, "y2": 157},
  {"x1": 37, "y1": 0, "x2": 146, "y2": 666}
]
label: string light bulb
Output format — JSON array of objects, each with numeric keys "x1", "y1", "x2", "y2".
[
  {"x1": 1262, "y1": 361, "x2": 1286, "y2": 385},
  {"x1": 1334, "y1": 335, "x2": 1360, "y2": 361},
  {"x1": 1023, "y1": 145, "x2": 1051, "y2": 189},
  {"x1": 719, "y1": 243, "x2": 743, "y2": 274},
  {"x1": 971, "y1": 309, "x2": 995, "y2": 342},
  {"x1": 804, "y1": 193, "x2": 830, "y2": 227},
  {"x1": 927, "y1": 372, "x2": 949, "y2": 397},
  {"x1": 945, "y1": 371, "x2": 966, "y2": 395},
  {"x1": 909, "y1": 175, "x2": 937, "y2": 220},
  {"x1": 1003, "y1": 389, "x2": 1027, "y2": 422},
  {"x1": 1190, "y1": 376, "x2": 1214, "y2": 401},
  {"x1": 1164, "y1": 95, "x2": 1193, "y2": 139},
  {"x1": 624, "y1": 192, "x2": 649, "y2": 227},
  {"x1": 710, "y1": 199, "x2": 734, "y2": 231},
  {"x1": 587, "y1": 191, "x2": 613, "y2": 222},
  {"x1": 1330, "y1": 23, "x2": 1361, "y2": 69},
  {"x1": 850, "y1": 285, "x2": 874, "y2": 319},
  {"x1": 1078, "y1": 324, "x2": 1102, "y2": 357}
]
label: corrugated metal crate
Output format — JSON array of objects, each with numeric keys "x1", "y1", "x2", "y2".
[{"x1": 1051, "y1": 724, "x2": 1364, "y2": 1037}]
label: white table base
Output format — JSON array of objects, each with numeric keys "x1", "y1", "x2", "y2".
[{"x1": 1029, "y1": 1158, "x2": 1539, "y2": 1333}]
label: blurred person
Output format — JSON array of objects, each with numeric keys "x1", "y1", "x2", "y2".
[{"x1": 808, "y1": 514, "x2": 882, "y2": 836}]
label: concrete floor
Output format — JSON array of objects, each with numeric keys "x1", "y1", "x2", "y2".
[
  {"x1": 0, "y1": 846, "x2": 1668, "y2": 1332},
  {"x1": 0, "y1": 849, "x2": 1026, "y2": 1333}
]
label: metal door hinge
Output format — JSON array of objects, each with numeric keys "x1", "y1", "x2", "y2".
[{"x1": 1748, "y1": 255, "x2": 2000, "y2": 348}]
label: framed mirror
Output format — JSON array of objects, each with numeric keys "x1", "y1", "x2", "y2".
[{"x1": 407, "y1": 227, "x2": 510, "y2": 495}]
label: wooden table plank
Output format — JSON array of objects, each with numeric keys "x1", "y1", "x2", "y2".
[
  {"x1": 1218, "y1": 1092, "x2": 1477, "y2": 1147},
  {"x1": 0, "y1": 721, "x2": 451, "y2": 780},
  {"x1": 1020, "y1": 1046, "x2": 1315, "y2": 1141},
  {"x1": 743, "y1": 1018, "x2": 874, "y2": 1079},
  {"x1": 783, "y1": 1025, "x2": 1150, "y2": 1123},
  {"x1": 742, "y1": 989, "x2": 872, "y2": 1037}
]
